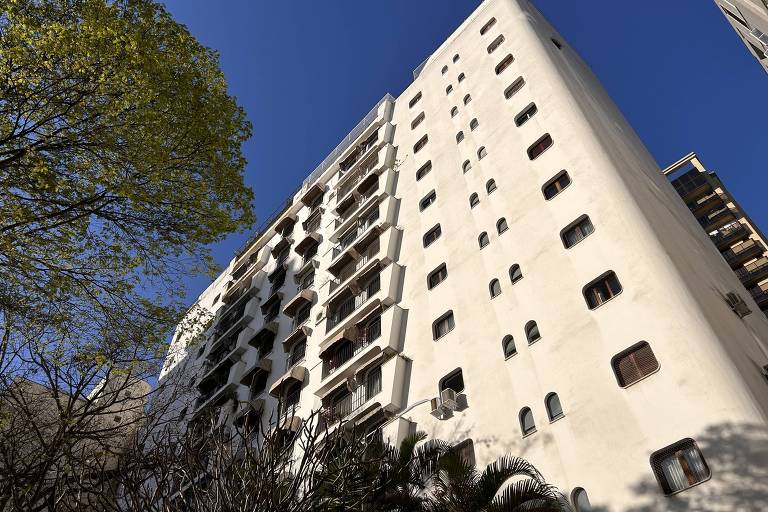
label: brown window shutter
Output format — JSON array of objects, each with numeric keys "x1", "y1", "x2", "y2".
[{"x1": 613, "y1": 341, "x2": 659, "y2": 387}]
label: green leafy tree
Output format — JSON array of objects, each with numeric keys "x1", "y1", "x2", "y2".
[{"x1": 0, "y1": 0, "x2": 253, "y2": 507}]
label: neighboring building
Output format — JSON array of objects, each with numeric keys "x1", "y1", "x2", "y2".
[
  {"x1": 160, "y1": 0, "x2": 768, "y2": 510},
  {"x1": 663, "y1": 152, "x2": 768, "y2": 316},
  {"x1": 714, "y1": 0, "x2": 768, "y2": 73}
]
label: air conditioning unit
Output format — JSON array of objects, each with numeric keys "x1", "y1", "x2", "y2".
[
  {"x1": 430, "y1": 397, "x2": 444, "y2": 419},
  {"x1": 440, "y1": 389, "x2": 458, "y2": 411},
  {"x1": 726, "y1": 292, "x2": 752, "y2": 318}
]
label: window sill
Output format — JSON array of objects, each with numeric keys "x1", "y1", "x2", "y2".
[
  {"x1": 504, "y1": 352, "x2": 517, "y2": 360},
  {"x1": 549, "y1": 414, "x2": 565, "y2": 424},
  {"x1": 521, "y1": 429, "x2": 537, "y2": 439},
  {"x1": 587, "y1": 290, "x2": 623, "y2": 311}
]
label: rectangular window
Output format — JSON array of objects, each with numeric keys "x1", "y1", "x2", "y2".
[
  {"x1": 495, "y1": 54, "x2": 514, "y2": 74},
  {"x1": 416, "y1": 161, "x2": 432, "y2": 181},
  {"x1": 423, "y1": 224, "x2": 442, "y2": 248},
  {"x1": 414, "y1": 135, "x2": 429, "y2": 153},
  {"x1": 542, "y1": 171, "x2": 571, "y2": 199},
  {"x1": 515, "y1": 103, "x2": 538, "y2": 127},
  {"x1": 433, "y1": 311, "x2": 455, "y2": 339},
  {"x1": 440, "y1": 368, "x2": 464, "y2": 393},
  {"x1": 562, "y1": 216, "x2": 594, "y2": 248},
  {"x1": 504, "y1": 77, "x2": 525, "y2": 99},
  {"x1": 419, "y1": 190, "x2": 436, "y2": 211},
  {"x1": 650, "y1": 439, "x2": 710, "y2": 495},
  {"x1": 528, "y1": 134, "x2": 553, "y2": 160},
  {"x1": 427, "y1": 263, "x2": 448, "y2": 289},
  {"x1": 584, "y1": 271, "x2": 622, "y2": 309},
  {"x1": 409, "y1": 92, "x2": 422, "y2": 108},
  {"x1": 612, "y1": 341, "x2": 659, "y2": 387},
  {"x1": 411, "y1": 112, "x2": 425, "y2": 129}
]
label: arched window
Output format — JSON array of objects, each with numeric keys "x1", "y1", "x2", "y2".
[
  {"x1": 480, "y1": 17, "x2": 496, "y2": 35},
  {"x1": 463, "y1": 94, "x2": 472, "y2": 105},
  {"x1": 441, "y1": 65, "x2": 448, "y2": 75},
  {"x1": 469, "y1": 193, "x2": 480, "y2": 209},
  {"x1": 519, "y1": 407, "x2": 536, "y2": 436},
  {"x1": 469, "y1": 118, "x2": 479, "y2": 131},
  {"x1": 545, "y1": 392, "x2": 564, "y2": 421},
  {"x1": 477, "y1": 147, "x2": 487, "y2": 160},
  {"x1": 458, "y1": 73, "x2": 465, "y2": 83},
  {"x1": 502, "y1": 335, "x2": 516, "y2": 358},
  {"x1": 571, "y1": 488, "x2": 593, "y2": 512},
  {"x1": 525, "y1": 320, "x2": 540, "y2": 344},
  {"x1": 456, "y1": 131, "x2": 464, "y2": 143},
  {"x1": 450, "y1": 106, "x2": 458, "y2": 118},
  {"x1": 487, "y1": 34, "x2": 505, "y2": 54},
  {"x1": 497, "y1": 218, "x2": 508, "y2": 234},
  {"x1": 509, "y1": 264, "x2": 523, "y2": 283},
  {"x1": 489, "y1": 279, "x2": 501, "y2": 298},
  {"x1": 462, "y1": 160, "x2": 472, "y2": 173},
  {"x1": 453, "y1": 54, "x2": 460, "y2": 63},
  {"x1": 486, "y1": 179, "x2": 497, "y2": 194},
  {"x1": 527, "y1": 133, "x2": 553, "y2": 160},
  {"x1": 495, "y1": 54, "x2": 514, "y2": 74},
  {"x1": 446, "y1": 85, "x2": 453, "y2": 95},
  {"x1": 478, "y1": 232, "x2": 489, "y2": 249}
]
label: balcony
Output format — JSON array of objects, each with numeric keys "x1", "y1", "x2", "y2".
[
  {"x1": 194, "y1": 361, "x2": 244, "y2": 417},
  {"x1": 325, "y1": 263, "x2": 403, "y2": 338},
  {"x1": 697, "y1": 206, "x2": 737, "y2": 232},
  {"x1": 224, "y1": 250, "x2": 269, "y2": 305},
  {"x1": 711, "y1": 222, "x2": 750, "y2": 250},
  {"x1": 319, "y1": 353, "x2": 409, "y2": 426},
  {"x1": 329, "y1": 238, "x2": 380, "y2": 296},
  {"x1": 209, "y1": 298, "x2": 259, "y2": 354},
  {"x1": 299, "y1": 183, "x2": 324, "y2": 208},
  {"x1": 723, "y1": 238, "x2": 766, "y2": 269},
  {"x1": 735, "y1": 257, "x2": 768, "y2": 287},
  {"x1": 749, "y1": 283, "x2": 768, "y2": 310},
  {"x1": 335, "y1": 142, "x2": 396, "y2": 212},
  {"x1": 688, "y1": 192, "x2": 724, "y2": 218},
  {"x1": 328, "y1": 196, "x2": 399, "y2": 274},
  {"x1": 672, "y1": 170, "x2": 711, "y2": 203},
  {"x1": 247, "y1": 322, "x2": 277, "y2": 356},
  {"x1": 273, "y1": 213, "x2": 298, "y2": 236},
  {"x1": 316, "y1": 305, "x2": 406, "y2": 398}
]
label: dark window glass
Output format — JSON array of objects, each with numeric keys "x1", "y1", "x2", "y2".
[
  {"x1": 419, "y1": 190, "x2": 436, "y2": 211},
  {"x1": 414, "y1": 135, "x2": 429, "y2": 153},
  {"x1": 562, "y1": 215, "x2": 595, "y2": 248},
  {"x1": 545, "y1": 393, "x2": 564, "y2": 421},
  {"x1": 497, "y1": 218, "x2": 508, "y2": 234},
  {"x1": 495, "y1": 54, "x2": 514, "y2": 74},
  {"x1": 411, "y1": 112, "x2": 425, "y2": 129},
  {"x1": 416, "y1": 161, "x2": 432, "y2": 181},
  {"x1": 527, "y1": 134, "x2": 553, "y2": 160},
  {"x1": 520, "y1": 407, "x2": 536, "y2": 436},
  {"x1": 502, "y1": 335, "x2": 516, "y2": 358},
  {"x1": 451, "y1": 106, "x2": 459, "y2": 117},
  {"x1": 489, "y1": 279, "x2": 501, "y2": 298},
  {"x1": 515, "y1": 103, "x2": 538, "y2": 127},
  {"x1": 433, "y1": 311, "x2": 455, "y2": 339},
  {"x1": 611, "y1": 341, "x2": 659, "y2": 387},
  {"x1": 463, "y1": 94, "x2": 472, "y2": 105},
  {"x1": 504, "y1": 77, "x2": 526, "y2": 99},
  {"x1": 409, "y1": 92, "x2": 422, "y2": 108},
  {"x1": 478, "y1": 232, "x2": 489, "y2": 248},
  {"x1": 525, "y1": 321, "x2": 540, "y2": 344},
  {"x1": 480, "y1": 17, "x2": 496, "y2": 35},
  {"x1": 423, "y1": 224, "x2": 442, "y2": 247},
  {"x1": 487, "y1": 34, "x2": 505, "y2": 54},
  {"x1": 543, "y1": 171, "x2": 571, "y2": 199},
  {"x1": 427, "y1": 264, "x2": 448, "y2": 289},
  {"x1": 486, "y1": 179, "x2": 497, "y2": 194},
  {"x1": 509, "y1": 264, "x2": 523, "y2": 283},
  {"x1": 469, "y1": 193, "x2": 480, "y2": 209},
  {"x1": 584, "y1": 271, "x2": 622, "y2": 309},
  {"x1": 440, "y1": 368, "x2": 464, "y2": 392}
]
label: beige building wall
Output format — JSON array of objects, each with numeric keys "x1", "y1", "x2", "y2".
[
  {"x1": 715, "y1": 0, "x2": 768, "y2": 73},
  {"x1": 158, "y1": 1, "x2": 768, "y2": 510}
]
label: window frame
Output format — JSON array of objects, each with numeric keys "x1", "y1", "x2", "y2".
[
  {"x1": 423, "y1": 224, "x2": 442, "y2": 248},
  {"x1": 432, "y1": 310, "x2": 456, "y2": 340},
  {"x1": 450, "y1": 106, "x2": 459, "y2": 118},
  {"x1": 495, "y1": 54, "x2": 514, "y2": 75},
  {"x1": 439, "y1": 367, "x2": 465, "y2": 393},
  {"x1": 486, "y1": 179, "x2": 497, "y2": 194},
  {"x1": 469, "y1": 193, "x2": 480, "y2": 209},
  {"x1": 411, "y1": 112, "x2": 425, "y2": 130},
  {"x1": 416, "y1": 160, "x2": 432, "y2": 182},
  {"x1": 463, "y1": 94, "x2": 472, "y2": 105},
  {"x1": 446, "y1": 84, "x2": 453, "y2": 95},
  {"x1": 545, "y1": 392, "x2": 564, "y2": 422},
  {"x1": 462, "y1": 160, "x2": 472, "y2": 174},
  {"x1": 515, "y1": 102, "x2": 538, "y2": 127},
  {"x1": 527, "y1": 133, "x2": 553, "y2": 160},
  {"x1": 419, "y1": 190, "x2": 437, "y2": 212},
  {"x1": 427, "y1": 263, "x2": 448, "y2": 290},
  {"x1": 441, "y1": 65, "x2": 448, "y2": 75},
  {"x1": 452, "y1": 54, "x2": 460, "y2": 63},
  {"x1": 414, "y1": 135, "x2": 429, "y2": 154},
  {"x1": 509, "y1": 264, "x2": 523, "y2": 283},
  {"x1": 611, "y1": 341, "x2": 660, "y2": 388},
  {"x1": 650, "y1": 438, "x2": 711, "y2": 496},
  {"x1": 477, "y1": 146, "x2": 487, "y2": 160},
  {"x1": 470, "y1": 118, "x2": 479, "y2": 131},
  {"x1": 489, "y1": 278, "x2": 502, "y2": 298},
  {"x1": 542, "y1": 170, "x2": 571, "y2": 200},
  {"x1": 504, "y1": 77, "x2": 526, "y2": 99},
  {"x1": 458, "y1": 72, "x2": 465, "y2": 83},
  {"x1": 561, "y1": 215, "x2": 595, "y2": 249},
  {"x1": 502, "y1": 335, "x2": 517, "y2": 359},
  {"x1": 479, "y1": 17, "x2": 496, "y2": 35},
  {"x1": 487, "y1": 34, "x2": 505, "y2": 54},
  {"x1": 478, "y1": 232, "x2": 490, "y2": 249},
  {"x1": 409, "y1": 92, "x2": 422, "y2": 109},
  {"x1": 497, "y1": 218, "x2": 508, "y2": 234},
  {"x1": 583, "y1": 271, "x2": 623, "y2": 310},
  {"x1": 519, "y1": 407, "x2": 536, "y2": 437},
  {"x1": 525, "y1": 320, "x2": 540, "y2": 344},
  {"x1": 456, "y1": 131, "x2": 464, "y2": 143}
]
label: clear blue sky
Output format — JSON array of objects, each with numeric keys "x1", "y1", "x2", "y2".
[{"x1": 160, "y1": 0, "x2": 768, "y2": 304}]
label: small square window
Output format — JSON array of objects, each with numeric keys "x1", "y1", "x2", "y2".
[
  {"x1": 427, "y1": 263, "x2": 448, "y2": 290},
  {"x1": 650, "y1": 439, "x2": 711, "y2": 495}
]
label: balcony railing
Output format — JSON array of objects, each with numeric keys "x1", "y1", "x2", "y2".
[
  {"x1": 723, "y1": 239, "x2": 764, "y2": 264},
  {"x1": 279, "y1": 389, "x2": 301, "y2": 423},
  {"x1": 698, "y1": 207, "x2": 735, "y2": 229},
  {"x1": 735, "y1": 257, "x2": 768, "y2": 283},
  {"x1": 711, "y1": 223, "x2": 748, "y2": 247},
  {"x1": 287, "y1": 342, "x2": 306, "y2": 370},
  {"x1": 336, "y1": 183, "x2": 379, "y2": 228},
  {"x1": 339, "y1": 131, "x2": 379, "y2": 175},
  {"x1": 303, "y1": 214, "x2": 321, "y2": 234},
  {"x1": 322, "y1": 317, "x2": 382, "y2": 378},
  {"x1": 750, "y1": 283, "x2": 768, "y2": 306},
  {"x1": 292, "y1": 306, "x2": 311, "y2": 331},
  {"x1": 327, "y1": 275, "x2": 381, "y2": 331},
  {"x1": 321, "y1": 368, "x2": 382, "y2": 424},
  {"x1": 196, "y1": 377, "x2": 229, "y2": 410},
  {"x1": 338, "y1": 153, "x2": 380, "y2": 200},
  {"x1": 332, "y1": 210, "x2": 380, "y2": 259},
  {"x1": 672, "y1": 171, "x2": 709, "y2": 198},
  {"x1": 329, "y1": 239, "x2": 380, "y2": 292}
]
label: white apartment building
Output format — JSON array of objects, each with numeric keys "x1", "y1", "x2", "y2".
[
  {"x1": 158, "y1": 1, "x2": 768, "y2": 510},
  {"x1": 715, "y1": 0, "x2": 768, "y2": 73}
]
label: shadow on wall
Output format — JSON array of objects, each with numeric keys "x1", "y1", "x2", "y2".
[{"x1": 625, "y1": 422, "x2": 768, "y2": 512}]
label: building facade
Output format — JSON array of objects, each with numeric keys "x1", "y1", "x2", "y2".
[
  {"x1": 664, "y1": 152, "x2": 768, "y2": 316},
  {"x1": 714, "y1": 0, "x2": 768, "y2": 73},
  {"x1": 159, "y1": 1, "x2": 768, "y2": 510}
]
